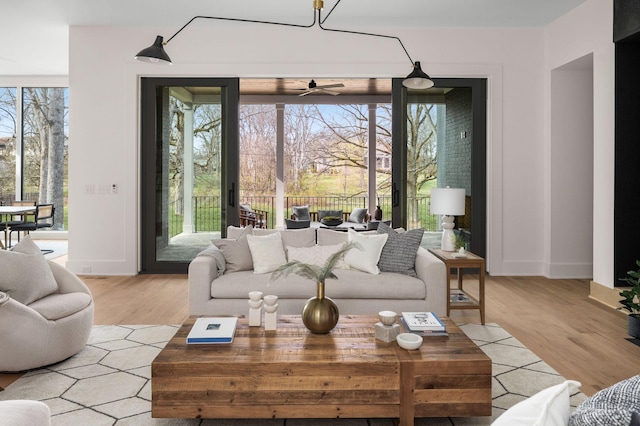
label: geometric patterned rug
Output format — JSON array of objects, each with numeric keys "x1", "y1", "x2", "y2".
[{"x1": 0, "y1": 323, "x2": 586, "y2": 425}]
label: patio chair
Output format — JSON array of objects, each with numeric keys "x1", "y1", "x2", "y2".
[
  {"x1": 9, "y1": 203, "x2": 55, "y2": 250},
  {"x1": 239, "y1": 204, "x2": 268, "y2": 229}
]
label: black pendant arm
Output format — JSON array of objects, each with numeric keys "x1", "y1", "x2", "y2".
[
  {"x1": 165, "y1": 13, "x2": 318, "y2": 45},
  {"x1": 317, "y1": 9, "x2": 414, "y2": 65}
]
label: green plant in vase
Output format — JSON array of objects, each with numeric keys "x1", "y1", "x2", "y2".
[
  {"x1": 271, "y1": 242, "x2": 356, "y2": 333},
  {"x1": 619, "y1": 260, "x2": 640, "y2": 338}
]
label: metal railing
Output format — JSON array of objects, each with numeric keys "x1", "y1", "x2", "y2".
[{"x1": 169, "y1": 195, "x2": 440, "y2": 236}]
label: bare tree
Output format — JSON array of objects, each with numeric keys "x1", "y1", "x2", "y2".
[
  {"x1": 239, "y1": 105, "x2": 277, "y2": 195},
  {"x1": 169, "y1": 97, "x2": 185, "y2": 214},
  {"x1": 23, "y1": 88, "x2": 66, "y2": 229}
]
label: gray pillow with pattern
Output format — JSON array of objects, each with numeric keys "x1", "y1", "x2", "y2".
[
  {"x1": 569, "y1": 375, "x2": 640, "y2": 426},
  {"x1": 376, "y1": 222, "x2": 423, "y2": 277}
]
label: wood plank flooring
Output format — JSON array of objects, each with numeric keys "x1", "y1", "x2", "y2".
[{"x1": 3, "y1": 270, "x2": 639, "y2": 397}]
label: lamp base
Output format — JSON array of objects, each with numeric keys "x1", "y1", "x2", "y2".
[{"x1": 440, "y1": 216, "x2": 456, "y2": 251}]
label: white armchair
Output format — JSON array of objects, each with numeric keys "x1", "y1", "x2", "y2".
[{"x1": 0, "y1": 261, "x2": 94, "y2": 372}]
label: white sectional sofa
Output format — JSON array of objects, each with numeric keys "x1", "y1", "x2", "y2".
[{"x1": 189, "y1": 226, "x2": 447, "y2": 318}]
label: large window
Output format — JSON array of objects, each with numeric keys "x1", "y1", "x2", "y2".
[{"x1": 0, "y1": 87, "x2": 68, "y2": 230}]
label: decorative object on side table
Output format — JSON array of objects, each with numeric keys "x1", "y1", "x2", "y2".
[
  {"x1": 375, "y1": 310, "x2": 400, "y2": 342},
  {"x1": 618, "y1": 260, "x2": 640, "y2": 338},
  {"x1": 263, "y1": 294, "x2": 278, "y2": 330},
  {"x1": 248, "y1": 291, "x2": 263, "y2": 327},
  {"x1": 271, "y1": 242, "x2": 356, "y2": 334},
  {"x1": 374, "y1": 201, "x2": 383, "y2": 221},
  {"x1": 430, "y1": 186, "x2": 466, "y2": 251}
]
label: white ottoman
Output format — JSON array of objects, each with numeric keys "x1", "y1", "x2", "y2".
[{"x1": 0, "y1": 400, "x2": 51, "y2": 425}]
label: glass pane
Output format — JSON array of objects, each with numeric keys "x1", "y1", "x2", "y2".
[
  {"x1": 22, "y1": 88, "x2": 68, "y2": 230},
  {"x1": 239, "y1": 104, "x2": 276, "y2": 227},
  {"x1": 155, "y1": 87, "x2": 223, "y2": 262},
  {"x1": 284, "y1": 104, "x2": 370, "y2": 216},
  {"x1": 407, "y1": 88, "x2": 472, "y2": 249},
  {"x1": 0, "y1": 88, "x2": 17, "y2": 205}
]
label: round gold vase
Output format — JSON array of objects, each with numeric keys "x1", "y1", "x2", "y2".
[{"x1": 301, "y1": 281, "x2": 339, "y2": 334}]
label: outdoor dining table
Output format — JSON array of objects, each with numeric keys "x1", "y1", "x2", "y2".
[{"x1": 0, "y1": 205, "x2": 37, "y2": 249}]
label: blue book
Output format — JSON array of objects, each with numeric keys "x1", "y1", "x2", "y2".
[{"x1": 187, "y1": 317, "x2": 238, "y2": 344}]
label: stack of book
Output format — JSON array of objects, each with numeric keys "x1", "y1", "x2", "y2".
[
  {"x1": 186, "y1": 317, "x2": 238, "y2": 344},
  {"x1": 400, "y1": 312, "x2": 448, "y2": 336}
]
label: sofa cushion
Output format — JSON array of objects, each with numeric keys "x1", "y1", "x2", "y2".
[
  {"x1": 0, "y1": 237, "x2": 58, "y2": 305},
  {"x1": 348, "y1": 208, "x2": 368, "y2": 223},
  {"x1": 286, "y1": 243, "x2": 347, "y2": 269},
  {"x1": 227, "y1": 225, "x2": 252, "y2": 239},
  {"x1": 492, "y1": 380, "x2": 581, "y2": 426},
  {"x1": 292, "y1": 205, "x2": 310, "y2": 221},
  {"x1": 253, "y1": 227, "x2": 316, "y2": 248},
  {"x1": 344, "y1": 229, "x2": 388, "y2": 275},
  {"x1": 211, "y1": 269, "x2": 426, "y2": 300},
  {"x1": 569, "y1": 375, "x2": 640, "y2": 426},
  {"x1": 213, "y1": 226, "x2": 253, "y2": 272},
  {"x1": 376, "y1": 223, "x2": 424, "y2": 277},
  {"x1": 247, "y1": 232, "x2": 288, "y2": 274},
  {"x1": 28, "y1": 292, "x2": 92, "y2": 320},
  {"x1": 317, "y1": 228, "x2": 348, "y2": 246}
]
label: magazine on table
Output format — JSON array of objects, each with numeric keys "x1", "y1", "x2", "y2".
[
  {"x1": 400, "y1": 316, "x2": 449, "y2": 337},
  {"x1": 187, "y1": 317, "x2": 238, "y2": 344},
  {"x1": 401, "y1": 312, "x2": 446, "y2": 332}
]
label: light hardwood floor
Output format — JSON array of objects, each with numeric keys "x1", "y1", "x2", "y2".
[{"x1": 3, "y1": 266, "x2": 639, "y2": 396}]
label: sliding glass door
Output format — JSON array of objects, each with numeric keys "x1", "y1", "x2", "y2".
[
  {"x1": 140, "y1": 78, "x2": 239, "y2": 273},
  {"x1": 392, "y1": 78, "x2": 486, "y2": 256}
]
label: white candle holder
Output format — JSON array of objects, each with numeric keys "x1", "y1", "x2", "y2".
[
  {"x1": 263, "y1": 295, "x2": 278, "y2": 330},
  {"x1": 248, "y1": 291, "x2": 264, "y2": 327}
]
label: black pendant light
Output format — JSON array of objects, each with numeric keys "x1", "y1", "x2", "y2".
[
  {"x1": 134, "y1": 36, "x2": 172, "y2": 64},
  {"x1": 402, "y1": 62, "x2": 434, "y2": 89}
]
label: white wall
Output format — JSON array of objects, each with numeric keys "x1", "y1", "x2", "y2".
[
  {"x1": 544, "y1": 0, "x2": 615, "y2": 287},
  {"x1": 65, "y1": 0, "x2": 613, "y2": 277}
]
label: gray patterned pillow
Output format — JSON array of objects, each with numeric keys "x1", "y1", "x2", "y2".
[
  {"x1": 569, "y1": 375, "x2": 640, "y2": 426},
  {"x1": 376, "y1": 222, "x2": 423, "y2": 277}
]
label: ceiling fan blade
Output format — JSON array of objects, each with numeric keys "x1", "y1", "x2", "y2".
[
  {"x1": 315, "y1": 83, "x2": 345, "y2": 89},
  {"x1": 298, "y1": 91, "x2": 312, "y2": 97},
  {"x1": 318, "y1": 88, "x2": 341, "y2": 95}
]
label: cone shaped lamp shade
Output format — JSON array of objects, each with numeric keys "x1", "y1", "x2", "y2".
[
  {"x1": 402, "y1": 61, "x2": 434, "y2": 89},
  {"x1": 135, "y1": 36, "x2": 172, "y2": 64}
]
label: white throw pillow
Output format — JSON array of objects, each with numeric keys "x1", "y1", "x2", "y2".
[
  {"x1": 0, "y1": 237, "x2": 58, "y2": 305},
  {"x1": 286, "y1": 243, "x2": 348, "y2": 269},
  {"x1": 344, "y1": 229, "x2": 388, "y2": 274},
  {"x1": 247, "y1": 232, "x2": 287, "y2": 274},
  {"x1": 491, "y1": 380, "x2": 581, "y2": 426}
]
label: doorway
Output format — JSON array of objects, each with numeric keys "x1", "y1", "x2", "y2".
[{"x1": 140, "y1": 78, "x2": 239, "y2": 274}]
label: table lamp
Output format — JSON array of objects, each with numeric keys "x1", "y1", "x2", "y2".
[{"x1": 430, "y1": 187, "x2": 466, "y2": 251}]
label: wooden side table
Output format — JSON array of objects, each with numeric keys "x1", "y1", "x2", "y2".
[{"x1": 428, "y1": 248, "x2": 486, "y2": 324}]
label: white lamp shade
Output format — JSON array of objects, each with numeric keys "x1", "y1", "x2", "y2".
[{"x1": 430, "y1": 188, "x2": 466, "y2": 216}]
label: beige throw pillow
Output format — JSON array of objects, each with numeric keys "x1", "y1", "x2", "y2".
[
  {"x1": 344, "y1": 229, "x2": 388, "y2": 274},
  {"x1": 212, "y1": 225, "x2": 253, "y2": 272},
  {"x1": 0, "y1": 237, "x2": 58, "y2": 305},
  {"x1": 247, "y1": 232, "x2": 287, "y2": 274}
]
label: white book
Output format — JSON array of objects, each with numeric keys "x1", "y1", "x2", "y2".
[
  {"x1": 187, "y1": 317, "x2": 238, "y2": 344},
  {"x1": 401, "y1": 312, "x2": 446, "y2": 332}
]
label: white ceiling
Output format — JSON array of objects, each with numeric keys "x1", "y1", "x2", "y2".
[{"x1": 0, "y1": 0, "x2": 586, "y2": 76}]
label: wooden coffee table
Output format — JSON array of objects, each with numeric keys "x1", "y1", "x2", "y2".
[{"x1": 152, "y1": 315, "x2": 491, "y2": 425}]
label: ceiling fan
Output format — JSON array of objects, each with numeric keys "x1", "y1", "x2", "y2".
[{"x1": 295, "y1": 80, "x2": 345, "y2": 96}]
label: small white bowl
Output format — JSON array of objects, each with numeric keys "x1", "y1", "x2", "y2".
[
  {"x1": 378, "y1": 310, "x2": 397, "y2": 326},
  {"x1": 248, "y1": 291, "x2": 263, "y2": 301},
  {"x1": 263, "y1": 295, "x2": 278, "y2": 305},
  {"x1": 263, "y1": 303, "x2": 278, "y2": 313},
  {"x1": 396, "y1": 333, "x2": 423, "y2": 350},
  {"x1": 248, "y1": 299, "x2": 263, "y2": 309}
]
